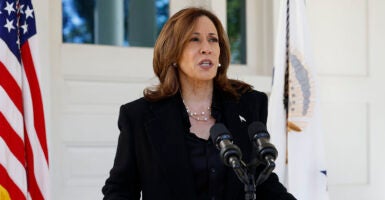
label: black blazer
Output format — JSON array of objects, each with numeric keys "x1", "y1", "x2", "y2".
[{"x1": 102, "y1": 89, "x2": 295, "y2": 200}]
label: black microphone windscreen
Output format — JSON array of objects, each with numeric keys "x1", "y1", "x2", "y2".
[
  {"x1": 247, "y1": 121, "x2": 268, "y2": 140},
  {"x1": 210, "y1": 123, "x2": 231, "y2": 144}
]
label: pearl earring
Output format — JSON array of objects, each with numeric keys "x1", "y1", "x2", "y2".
[
  {"x1": 172, "y1": 63, "x2": 177, "y2": 67},
  {"x1": 218, "y1": 63, "x2": 222, "y2": 67}
]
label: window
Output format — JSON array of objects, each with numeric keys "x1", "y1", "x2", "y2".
[
  {"x1": 60, "y1": 0, "x2": 270, "y2": 75},
  {"x1": 62, "y1": 0, "x2": 247, "y2": 64},
  {"x1": 62, "y1": 0, "x2": 169, "y2": 47},
  {"x1": 227, "y1": 0, "x2": 246, "y2": 64}
]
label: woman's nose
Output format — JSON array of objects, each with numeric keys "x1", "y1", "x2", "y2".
[
  {"x1": 200, "y1": 49, "x2": 212, "y2": 54},
  {"x1": 200, "y1": 40, "x2": 213, "y2": 54}
]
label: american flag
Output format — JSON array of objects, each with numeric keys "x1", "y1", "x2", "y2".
[{"x1": 0, "y1": 0, "x2": 49, "y2": 199}]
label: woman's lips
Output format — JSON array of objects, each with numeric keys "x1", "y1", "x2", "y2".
[{"x1": 198, "y1": 59, "x2": 213, "y2": 68}]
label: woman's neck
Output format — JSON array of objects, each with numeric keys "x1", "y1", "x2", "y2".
[{"x1": 180, "y1": 80, "x2": 213, "y2": 105}]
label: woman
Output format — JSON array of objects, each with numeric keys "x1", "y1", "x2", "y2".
[{"x1": 102, "y1": 7, "x2": 295, "y2": 200}]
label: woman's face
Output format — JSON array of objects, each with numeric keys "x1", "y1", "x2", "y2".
[{"x1": 178, "y1": 16, "x2": 220, "y2": 84}]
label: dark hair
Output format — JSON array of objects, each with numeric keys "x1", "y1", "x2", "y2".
[{"x1": 144, "y1": 7, "x2": 252, "y2": 101}]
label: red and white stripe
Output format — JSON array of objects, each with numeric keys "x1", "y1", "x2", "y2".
[
  {"x1": 22, "y1": 35, "x2": 49, "y2": 200},
  {"x1": 0, "y1": 25, "x2": 49, "y2": 200},
  {"x1": 0, "y1": 32, "x2": 27, "y2": 200}
]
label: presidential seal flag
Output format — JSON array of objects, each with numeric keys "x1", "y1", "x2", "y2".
[
  {"x1": 0, "y1": 0, "x2": 49, "y2": 199},
  {"x1": 267, "y1": 0, "x2": 329, "y2": 199}
]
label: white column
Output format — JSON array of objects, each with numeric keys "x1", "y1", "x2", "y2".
[
  {"x1": 128, "y1": 0, "x2": 156, "y2": 47},
  {"x1": 94, "y1": 0, "x2": 124, "y2": 45}
]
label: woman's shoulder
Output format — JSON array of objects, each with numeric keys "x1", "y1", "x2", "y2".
[
  {"x1": 225, "y1": 79, "x2": 267, "y2": 102},
  {"x1": 120, "y1": 95, "x2": 175, "y2": 113},
  {"x1": 117, "y1": 97, "x2": 153, "y2": 125},
  {"x1": 120, "y1": 97, "x2": 150, "y2": 114},
  {"x1": 239, "y1": 89, "x2": 268, "y2": 102},
  {"x1": 122, "y1": 97, "x2": 147, "y2": 107}
]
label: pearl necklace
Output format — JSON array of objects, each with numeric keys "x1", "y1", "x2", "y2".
[{"x1": 183, "y1": 101, "x2": 211, "y2": 122}]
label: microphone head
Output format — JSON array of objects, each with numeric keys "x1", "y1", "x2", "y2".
[
  {"x1": 210, "y1": 123, "x2": 242, "y2": 167},
  {"x1": 247, "y1": 121, "x2": 270, "y2": 141},
  {"x1": 248, "y1": 121, "x2": 278, "y2": 161},
  {"x1": 210, "y1": 123, "x2": 232, "y2": 145}
]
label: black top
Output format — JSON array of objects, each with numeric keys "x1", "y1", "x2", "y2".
[
  {"x1": 185, "y1": 132, "x2": 226, "y2": 200},
  {"x1": 182, "y1": 89, "x2": 227, "y2": 200}
]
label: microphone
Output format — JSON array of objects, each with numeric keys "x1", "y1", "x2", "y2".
[
  {"x1": 247, "y1": 121, "x2": 278, "y2": 164},
  {"x1": 210, "y1": 123, "x2": 242, "y2": 168}
]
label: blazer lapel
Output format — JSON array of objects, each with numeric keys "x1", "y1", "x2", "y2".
[{"x1": 144, "y1": 96, "x2": 196, "y2": 200}]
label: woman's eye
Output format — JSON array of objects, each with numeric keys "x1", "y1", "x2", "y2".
[
  {"x1": 190, "y1": 37, "x2": 200, "y2": 42},
  {"x1": 209, "y1": 38, "x2": 219, "y2": 42}
]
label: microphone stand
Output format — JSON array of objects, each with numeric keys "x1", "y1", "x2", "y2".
[
  {"x1": 255, "y1": 156, "x2": 276, "y2": 186},
  {"x1": 230, "y1": 156, "x2": 276, "y2": 200},
  {"x1": 229, "y1": 158, "x2": 256, "y2": 200}
]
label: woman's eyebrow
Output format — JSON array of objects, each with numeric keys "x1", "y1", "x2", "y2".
[{"x1": 191, "y1": 32, "x2": 218, "y2": 36}]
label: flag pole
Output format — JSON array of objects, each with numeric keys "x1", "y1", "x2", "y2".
[{"x1": 284, "y1": 0, "x2": 290, "y2": 165}]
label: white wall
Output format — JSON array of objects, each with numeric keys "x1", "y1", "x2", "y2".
[{"x1": 33, "y1": 0, "x2": 385, "y2": 199}]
